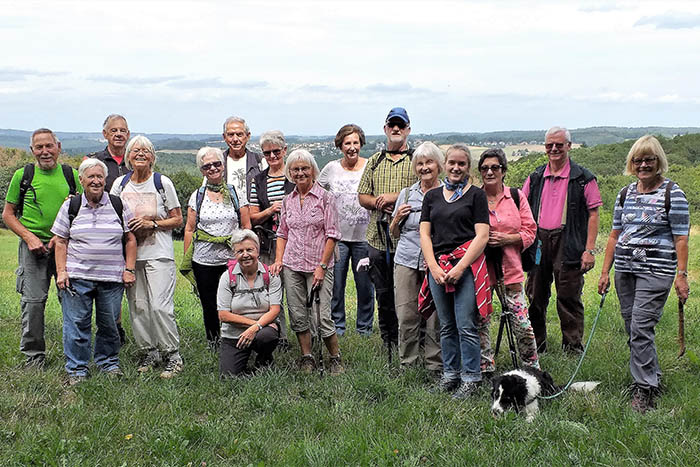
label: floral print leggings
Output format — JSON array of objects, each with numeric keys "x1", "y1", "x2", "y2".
[{"x1": 477, "y1": 286, "x2": 540, "y2": 372}]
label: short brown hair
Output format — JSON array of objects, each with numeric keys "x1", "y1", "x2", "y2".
[{"x1": 334, "y1": 124, "x2": 366, "y2": 149}]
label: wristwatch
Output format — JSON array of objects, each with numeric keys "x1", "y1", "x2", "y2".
[
  {"x1": 255, "y1": 323, "x2": 263, "y2": 331},
  {"x1": 677, "y1": 270, "x2": 689, "y2": 277},
  {"x1": 585, "y1": 249, "x2": 595, "y2": 256},
  {"x1": 153, "y1": 220, "x2": 159, "y2": 230},
  {"x1": 320, "y1": 263, "x2": 328, "y2": 270},
  {"x1": 125, "y1": 268, "x2": 136, "y2": 274}
]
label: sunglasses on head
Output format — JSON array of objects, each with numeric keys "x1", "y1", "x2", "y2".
[{"x1": 200, "y1": 160, "x2": 223, "y2": 171}]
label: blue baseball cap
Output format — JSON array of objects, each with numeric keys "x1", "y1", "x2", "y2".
[{"x1": 385, "y1": 107, "x2": 410, "y2": 124}]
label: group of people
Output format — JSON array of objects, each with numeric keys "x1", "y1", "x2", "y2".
[{"x1": 3, "y1": 109, "x2": 690, "y2": 414}]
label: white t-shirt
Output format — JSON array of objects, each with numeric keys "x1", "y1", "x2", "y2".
[
  {"x1": 226, "y1": 156, "x2": 248, "y2": 203},
  {"x1": 188, "y1": 190, "x2": 244, "y2": 265},
  {"x1": 111, "y1": 173, "x2": 180, "y2": 261},
  {"x1": 318, "y1": 159, "x2": 370, "y2": 242}
]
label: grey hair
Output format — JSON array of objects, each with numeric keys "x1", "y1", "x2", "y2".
[
  {"x1": 30, "y1": 128, "x2": 59, "y2": 147},
  {"x1": 545, "y1": 126, "x2": 571, "y2": 142},
  {"x1": 230, "y1": 229, "x2": 260, "y2": 251},
  {"x1": 103, "y1": 114, "x2": 128, "y2": 130},
  {"x1": 195, "y1": 146, "x2": 225, "y2": 169},
  {"x1": 285, "y1": 149, "x2": 320, "y2": 182},
  {"x1": 78, "y1": 158, "x2": 108, "y2": 178},
  {"x1": 124, "y1": 135, "x2": 157, "y2": 170},
  {"x1": 222, "y1": 116, "x2": 250, "y2": 134},
  {"x1": 259, "y1": 130, "x2": 286, "y2": 149},
  {"x1": 411, "y1": 141, "x2": 445, "y2": 175}
]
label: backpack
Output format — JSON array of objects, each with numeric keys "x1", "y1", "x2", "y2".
[
  {"x1": 509, "y1": 187, "x2": 537, "y2": 273},
  {"x1": 226, "y1": 258, "x2": 270, "y2": 294},
  {"x1": 114, "y1": 171, "x2": 168, "y2": 205},
  {"x1": 195, "y1": 184, "x2": 241, "y2": 229},
  {"x1": 67, "y1": 193, "x2": 127, "y2": 256},
  {"x1": 618, "y1": 180, "x2": 674, "y2": 213},
  {"x1": 16, "y1": 163, "x2": 78, "y2": 218},
  {"x1": 370, "y1": 148, "x2": 415, "y2": 171}
]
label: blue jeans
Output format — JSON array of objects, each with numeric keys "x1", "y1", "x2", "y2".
[
  {"x1": 428, "y1": 269, "x2": 481, "y2": 383},
  {"x1": 331, "y1": 241, "x2": 374, "y2": 335},
  {"x1": 60, "y1": 278, "x2": 123, "y2": 376}
]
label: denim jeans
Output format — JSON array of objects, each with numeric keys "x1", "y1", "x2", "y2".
[
  {"x1": 428, "y1": 269, "x2": 481, "y2": 383},
  {"x1": 60, "y1": 278, "x2": 123, "y2": 376},
  {"x1": 331, "y1": 241, "x2": 375, "y2": 335}
]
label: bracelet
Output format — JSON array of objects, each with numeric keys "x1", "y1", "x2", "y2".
[
  {"x1": 255, "y1": 323, "x2": 263, "y2": 331},
  {"x1": 125, "y1": 268, "x2": 136, "y2": 274},
  {"x1": 677, "y1": 270, "x2": 688, "y2": 277},
  {"x1": 586, "y1": 249, "x2": 595, "y2": 256}
]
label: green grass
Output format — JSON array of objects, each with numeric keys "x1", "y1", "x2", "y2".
[{"x1": 1, "y1": 228, "x2": 699, "y2": 465}]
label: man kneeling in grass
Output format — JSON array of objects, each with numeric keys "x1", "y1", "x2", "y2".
[{"x1": 218, "y1": 229, "x2": 282, "y2": 376}]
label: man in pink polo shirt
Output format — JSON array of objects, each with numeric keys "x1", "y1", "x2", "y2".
[{"x1": 522, "y1": 126, "x2": 602, "y2": 354}]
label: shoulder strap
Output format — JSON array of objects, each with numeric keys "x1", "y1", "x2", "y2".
[
  {"x1": 108, "y1": 194, "x2": 125, "y2": 228},
  {"x1": 61, "y1": 164, "x2": 77, "y2": 195},
  {"x1": 261, "y1": 262, "x2": 270, "y2": 289},
  {"x1": 195, "y1": 186, "x2": 207, "y2": 227},
  {"x1": 153, "y1": 172, "x2": 167, "y2": 205},
  {"x1": 117, "y1": 171, "x2": 133, "y2": 194},
  {"x1": 510, "y1": 187, "x2": 520, "y2": 209},
  {"x1": 68, "y1": 194, "x2": 82, "y2": 226},
  {"x1": 618, "y1": 185, "x2": 629, "y2": 208},
  {"x1": 371, "y1": 150, "x2": 387, "y2": 171},
  {"x1": 664, "y1": 180, "x2": 674, "y2": 214},
  {"x1": 227, "y1": 259, "x2": 239, "y2": 289},
  {"x1": 16, "y1": 164, "x2": 35, "y2": 217},
  {"x1": 226, "y1": 184, "x2": 242, "y2": 222}
]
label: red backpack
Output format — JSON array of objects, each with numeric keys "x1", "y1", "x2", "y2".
[{"x1": 227, "y1": 259, "x2": 271, "y2": 293}]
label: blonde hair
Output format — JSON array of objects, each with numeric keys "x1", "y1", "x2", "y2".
[{"x1": 624, "y1": 135, "x2": 668, "y2": 176}]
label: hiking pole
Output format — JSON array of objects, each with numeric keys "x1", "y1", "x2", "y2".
[
  {"x1": 307, "y1": 285, "x2": 324, "y2": 377},
  {"x1": 493, "y1": 280, "x2": 520, "y2": 369},
  {"x1": 678, "y1": 299, "x2": 686, "y2": 358}
]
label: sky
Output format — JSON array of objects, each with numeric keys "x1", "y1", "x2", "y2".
[{"x1": 2, "y1": 0, "x2": 700, "y2": 136}]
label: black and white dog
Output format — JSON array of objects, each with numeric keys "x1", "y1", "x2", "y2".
[{"x1": 491, "y1": 367, "x2": 599, "y2": 422}]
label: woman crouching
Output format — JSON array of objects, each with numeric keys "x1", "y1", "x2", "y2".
[{"x1": 217, "y1": 229, "x2": 282, "y2": 377}]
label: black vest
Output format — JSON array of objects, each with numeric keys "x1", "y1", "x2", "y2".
[
  {"x1": 252, "y1": 168, "x2": 295, "y2": 253},
  {"x1": 88, "y1": 147, "x2": 129, "y2": 192},
  {"x1": 526, "y1": 160, "x2": 596, "y2": 266}
]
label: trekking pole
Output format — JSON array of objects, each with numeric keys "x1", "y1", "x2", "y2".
[
  {"x1": 493, "y1": 280, "x2": 520, "y2": 369},
  {"x1": 307, "y1": 285, "x2": 324, "y2": 377}
]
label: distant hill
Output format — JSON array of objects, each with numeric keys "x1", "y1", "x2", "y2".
[{"x1": 3, "y1": 126, "x2": 700, "y2": 154}]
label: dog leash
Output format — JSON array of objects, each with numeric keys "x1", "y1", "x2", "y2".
[{"x1": 538, "y1": 291, "x2": 607, "y2": 400}]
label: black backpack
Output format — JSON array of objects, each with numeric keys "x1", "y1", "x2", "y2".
[
  {"x1": 509, "y1": 187, "x2": 537, "y2": 273},
  {"x1": 370, "y1": 148, "x2": 415, "y2": 171},
  {"x1": 16, "y1": 163, "x2": 77, "y2": 218},
  {"x1": 618, "y1": 180, "x2": 674, "y2": 213}
]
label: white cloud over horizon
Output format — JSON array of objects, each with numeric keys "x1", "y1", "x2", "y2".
[{"x1": 1, "y1": 0, "x2": 699, "y2": 134}]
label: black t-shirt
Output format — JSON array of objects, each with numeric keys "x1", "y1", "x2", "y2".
[{"x1": 420, "y1": 185, "x2": 489, "y2": 257}]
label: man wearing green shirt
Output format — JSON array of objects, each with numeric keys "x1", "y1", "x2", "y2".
[{"x1": 2, "y1": 128, "x2": 81, "y2": 368}]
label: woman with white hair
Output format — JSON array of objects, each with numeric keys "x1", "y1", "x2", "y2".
[
  {"x1": 598, "y1": 135, "x2": 690, "y2": 413},
  {"x1": 52, "y1": 158, "x2": 137, "y2": 385},
  {"x1": 217, "y1": 229, "x2": 282, "y2": 377},
  {"x1": 183, "y1": 146, "x2": 251, "y2": 350},
  {"x1": 389, "y1": 141, "x2": 443, "y2": 373},
  {"x1": 269, "y1": 149, "x2": 344, "y2": 374},
  {"x1": 111, "y1": 135, "x2": 184, "y2": 378}
]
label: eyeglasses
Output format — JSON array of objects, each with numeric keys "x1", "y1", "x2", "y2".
[
  {"x1": 130, "y1": 148, "x2": 152, "y2": 155},
  {"x1": 263, "y1": 148, "x2": 283, "y2": 158},
  {"x1": 386, "y1": 120, "x2": 408, "y2": 130},
  {"x1": 479, "y1": 164, "x2": 503, "y2": 173},
  {"x1": 544, "y1": 142, "x2": 567, "y2": 150},
  {"x1": 200, "y1": 161, "x2": 223, "y2": 171},
  {"x1": 291, "y1": 166, "x2": 312, "y2": 173},
  {"x1": 632, "y1": 156, "x2": 657, "y2": 166}
]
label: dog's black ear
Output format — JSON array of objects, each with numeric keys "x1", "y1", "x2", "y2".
[{"x1": 540, "y1": 371, "x2": 557, "y2": 395}]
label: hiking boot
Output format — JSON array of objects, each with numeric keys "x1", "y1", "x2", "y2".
[
  {"x1": 160, "y1": 355, "x2": 183, "y2": 379},
  {"x1": 137, "y1": 352, "x2": 159, "y2": 373},
  {"x1": 117, "y1": 323, "x2": 126, "y2": 346},
  {"x1": 299, "y1": 355, "x2": 316, "y2": 374},
  {"x1": 105, "y1": 366, "x2": 124, "y2": 379},
  {"x1": 452, "y1": 381, "x2": 481, "y2": 400},
  {"x1": 328, "y1": 355, "x2": 345, "y2": 375},
  {"x1": 631, "y1": 385, "x2": 652, "y2": 414},
  {"x1": 432, "y1": 375, "x2": 461, "y2": 393},
  {"x1": 67, "y1": 374, "x2": 87, "y2": 386},
  {"x1": 23, "y1": 355, "x2": 46, "y2": 370}
]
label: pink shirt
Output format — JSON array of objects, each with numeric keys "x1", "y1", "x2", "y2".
[
  {"x1": 486, "y1": 187, "x2": 537, "y2": 286},
  {"x1": 522, "y1": 159, "x2": 602, "y2": 230},
  {"x1": 277, "y1": 182, "x2": 341, "y2": 273}
]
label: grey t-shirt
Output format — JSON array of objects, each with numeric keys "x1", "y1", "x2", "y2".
[{"x1": 216, "y1": 261, "x2": 282, "y2": 339}]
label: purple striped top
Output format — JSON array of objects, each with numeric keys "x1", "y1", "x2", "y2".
[{"x1": 51, "y1": 193, "x2": 133, "y2": 283}]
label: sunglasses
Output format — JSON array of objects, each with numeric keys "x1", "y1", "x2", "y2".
[
  {"x1": 386, "y1": 120, "x2": 408, "y2": 130},
  {"x1": 479, "y1": 164, "x2": 503, "y2": 173},
  {"x1": 263, "y1": 148, "x2": 283, "y2": 158},
  {"x1": 544, "y1": 142, "x2": 567, "y2": 150},
  {"x1": 200, "y1": 160, "x2": 223, "y2": 171},
  {"x1": 632, "y1": 156, "x2": 657, "y2": 166}
]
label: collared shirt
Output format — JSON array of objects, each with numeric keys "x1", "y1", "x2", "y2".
[
  {"x1": 358, "y1": 150, "x2": 417, "y2": 250},
  {"x1": 522, "y1": 159, "x2": 602, "y2": 230},
  {"x1": 393, "y1": 181, "x2": 442, "y2": 270},
  {"x1": 277, "y1": 182, "x2": 341, "y2": 272},
  {"x1": 485, "y1": 186, "x2": 537, "y2": 286},
  {"x1": 216, "y1": 261, "x2": 283, "y2": 339},
  {"x1": 51, "y1": 192, "x2": 133, "y2": 283}
]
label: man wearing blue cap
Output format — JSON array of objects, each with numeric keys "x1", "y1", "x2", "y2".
[{"x1": 358, "y1": 107, "x2": 417, "y2": 358}]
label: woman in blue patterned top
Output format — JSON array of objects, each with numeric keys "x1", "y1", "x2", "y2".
[{"x1": 598, "y1": 135, "x2": 690, "y2": 414}]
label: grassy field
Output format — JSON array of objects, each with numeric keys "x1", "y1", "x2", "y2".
[{"x1": 0, "y1": 227, "x2": 699, "y2": 466}]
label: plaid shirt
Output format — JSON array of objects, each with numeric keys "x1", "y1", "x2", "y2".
[{"x1": 357, "y1": 150, "x2": 417, "y2": 251}]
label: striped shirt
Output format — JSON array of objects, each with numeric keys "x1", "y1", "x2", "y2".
[
  {"x1": 612, "y1": 179, "x2": 690, "y2": 276},
  {"x1": 249, "y1": 174, "x2": 287, "y2": 207},
  {"x1": 277, "y1": 182, "x2": 341, "y2": 272},
  {"x1": 357, "y1": 150, "x2": 417, "y2": 250},
  {"x1": 51, "y1": 193, "x2": 133, "y2": 283}
]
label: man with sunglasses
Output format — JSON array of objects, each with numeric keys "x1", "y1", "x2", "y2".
[
  {"x1": 522, "y1": 126, "x2": 602, "y2": 354},
  {"x1": 221, "y1": 116, "x2": 267, "y2": 202},
  {"x1": 358, "y1": 107, "x2": 418, "y2": 358}
]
